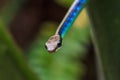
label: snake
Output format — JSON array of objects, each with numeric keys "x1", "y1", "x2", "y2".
[{"x1": 45, "y1": 0, "x2": 87, "y2": 53}]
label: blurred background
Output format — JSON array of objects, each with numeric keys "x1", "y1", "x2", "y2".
[{"x1": 0, "y1": 0, "x2": 98, "y2": 80}]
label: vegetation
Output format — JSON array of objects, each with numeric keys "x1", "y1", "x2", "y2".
[{"x1": 0, "y1": 0, "x2": 119, "y2": 80}]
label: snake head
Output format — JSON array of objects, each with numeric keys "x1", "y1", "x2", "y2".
[{"x1": 45, "y1": 35, "x2": 62, "y2": 53}]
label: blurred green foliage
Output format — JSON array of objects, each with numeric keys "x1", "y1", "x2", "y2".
[
  {"x1": 28, "y1": 22, "x2": 90, "y2": 80},
  {"x1": 88, "y1": 0, "x2": 120, "y2": 80},
  {"x1": 0, "y1": 0, "x2": 38, "y2": 80},
  {"x1": 0, "y1": 20, "x2": 38, "y2": 80}
]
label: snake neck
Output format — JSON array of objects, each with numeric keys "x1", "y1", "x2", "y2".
[{"x1": 55, "y1": 0, "x2": 87, "y2": 38}]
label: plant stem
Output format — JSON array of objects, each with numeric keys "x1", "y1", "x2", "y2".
[{"x1": 0, "y1": 20, "x2": 38, "y2": 80}]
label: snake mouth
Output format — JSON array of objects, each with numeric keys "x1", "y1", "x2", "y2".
[
  {"x1": 48, "y1": 47, "x2": 61, "y2": 53},
  {"x1": 45, "y1": 45, "x2": 57, "y2": 53},
  {"x1": 48, "y1": 49, "x2": 57, "y2": 53},
  {"x1": 45, "y1": 44, "x2": 62, "y2": 53}
]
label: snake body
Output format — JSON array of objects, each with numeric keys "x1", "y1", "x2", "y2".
[{"x1": 45, "y1": 0, "x2": 87, "y2": 53}]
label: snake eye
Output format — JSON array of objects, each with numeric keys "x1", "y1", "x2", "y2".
[
  {"x1": 57, "y1": 42, "x2": 62, "y2": 47},
  {"x1": 45, "y1": 45, "x2": 47, "y2": 49},
  {"x1": 57, "y1": 37, "x2": 62, "y2": 47}
]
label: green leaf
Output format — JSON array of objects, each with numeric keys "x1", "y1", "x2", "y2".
[{"x1": 88, "y1": 0, "x2": 120, "y2": 80}]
